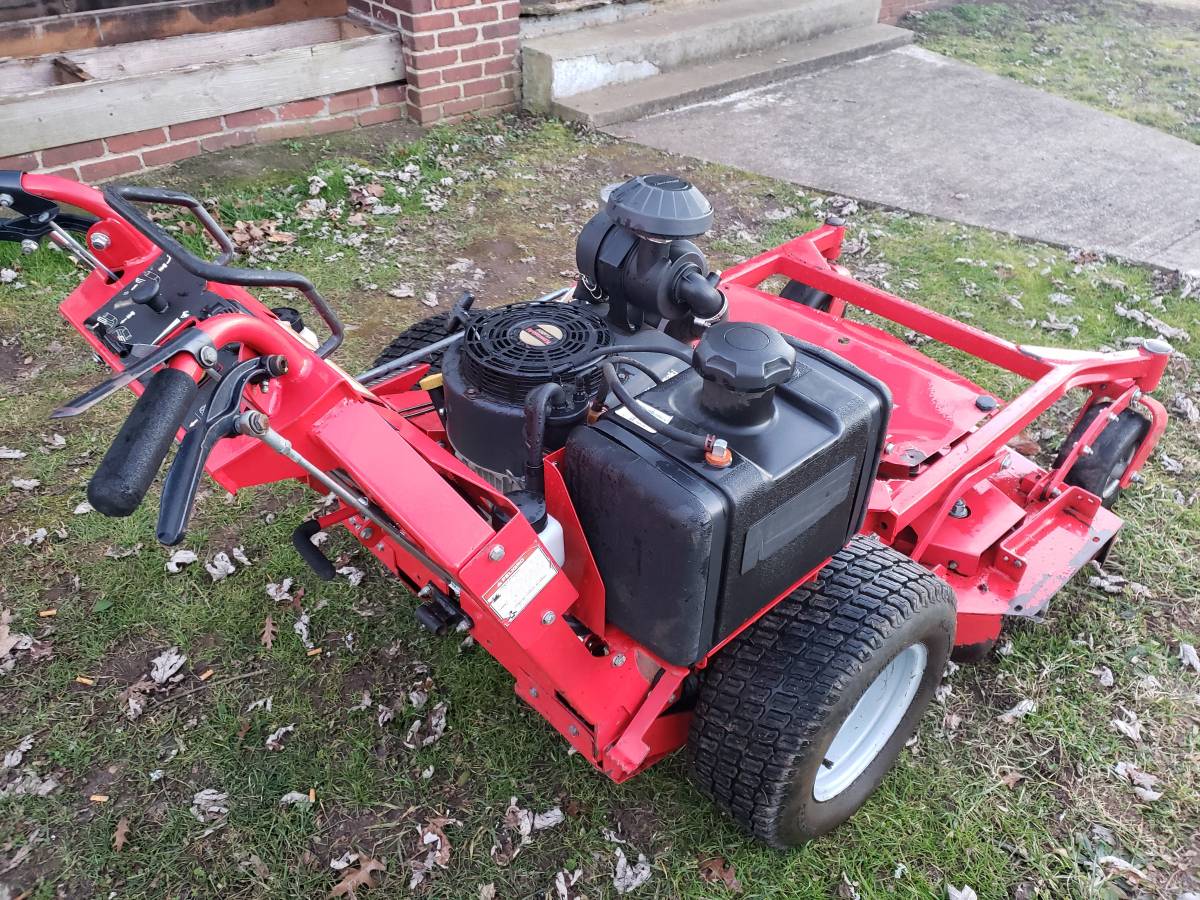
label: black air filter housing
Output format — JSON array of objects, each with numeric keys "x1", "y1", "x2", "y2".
[{"x1": 442, "y1": 301, "x2": 612, "y2": 480}]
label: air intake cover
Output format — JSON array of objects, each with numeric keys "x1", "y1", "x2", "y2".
[
  {"x1": 441, "y1": 301, "x2": 613, "y2": 482},
  {"x1": 460, "y1": 301, "x2": 612, "y2": 402}
]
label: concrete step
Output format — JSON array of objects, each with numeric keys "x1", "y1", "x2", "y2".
[
  {"x1": 522, "y1": 0, "x2": 882, "y2": 113},
  {"x1": 550, "y1": 23, "x2": 913, "y2": 127}
]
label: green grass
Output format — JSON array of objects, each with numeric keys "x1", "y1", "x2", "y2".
[
  {"x1": 1, "y1": 117, "x2": 1198, "y2": 899},
  {"x1": 911, "y1": 0, "x2": 1200, "y2": 146}
]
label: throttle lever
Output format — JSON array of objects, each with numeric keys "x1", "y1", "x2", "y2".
[
  {"x1": 156, "y1": 354, "x2": 286, "y2": 545},
  {"x1": 51, "y1": 326, "x2": 217, "y2": 419}
]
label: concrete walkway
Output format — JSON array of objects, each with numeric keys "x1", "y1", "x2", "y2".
[{"x1": 611, "y1": 45, "x2": 1200, "y2": 276}]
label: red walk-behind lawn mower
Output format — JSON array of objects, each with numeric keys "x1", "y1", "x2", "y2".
[{"x1": 3, "y1": 170, "x2": 1171, "y2": 847}]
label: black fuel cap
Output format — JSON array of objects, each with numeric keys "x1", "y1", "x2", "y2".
[{"x1": 694, "y1": 321, "x2": 796, "y2": 393}]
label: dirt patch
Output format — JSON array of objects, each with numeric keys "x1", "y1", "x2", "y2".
[
  {"x1": 607, "y1": 800, "x2": 667, "y2": 856},
  {"x1": 145, "y1": 121, "x2": 425, "y2": 192},
  {"x1": 0, "y1": 340, "x2": 27, "y2": 382},
  {"x1": 311, "y1": 805, "x2": 414, "y2": 863}
]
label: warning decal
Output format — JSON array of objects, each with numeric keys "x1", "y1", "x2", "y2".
[{"x1": 485, "y1": 547, "x2": 557, "y2": 624}]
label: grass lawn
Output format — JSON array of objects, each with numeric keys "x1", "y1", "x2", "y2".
[
  {"x1": 910, "y1": 0, "x2": 1200, "y2": 146},
  {"x1": 1, "y1": 117, "x2": 1199, "y2": 899}
]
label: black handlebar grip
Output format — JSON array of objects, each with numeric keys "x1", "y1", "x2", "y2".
[{"x1": 87, "y1": 367, "x2": 198, "y2": 517}]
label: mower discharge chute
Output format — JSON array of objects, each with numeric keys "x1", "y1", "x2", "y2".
[{"x1": 4, "y1": 169, "x2": 1170, "y2": 847}]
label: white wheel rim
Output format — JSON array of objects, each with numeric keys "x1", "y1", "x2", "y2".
[{"x1": 813, "y1": 642, "x2": 928, "y2": 803}]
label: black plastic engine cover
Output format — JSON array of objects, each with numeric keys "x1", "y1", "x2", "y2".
[{"x1": 563, "y1": 341, "x2": 890, "y2": 666}]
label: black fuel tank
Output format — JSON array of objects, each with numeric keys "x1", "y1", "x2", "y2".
[{"x1": 563, "y1": 340, "x2": 889, "y2": 666}]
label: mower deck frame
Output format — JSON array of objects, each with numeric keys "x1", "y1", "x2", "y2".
[{"x1": 29, "y1": 174, "x2": 1170, "y2": 783}]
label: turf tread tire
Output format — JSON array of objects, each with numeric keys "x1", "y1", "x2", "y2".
[
  {"x1": 371, "y1": 312, "x2": 453, "y2": 372},
  {"x1": 1052, "y1": 402, "x2": 1150, "y2": 509},
  {"x1": 687, "y1": 534, "x2": 955, "y2": 847}
]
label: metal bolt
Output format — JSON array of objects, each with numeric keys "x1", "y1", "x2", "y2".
[
  {"x1": 197, "y1": 345, "x2": 218, "y2": 367},
  {"x1": 488, "y1": 545, "x2": 505, "y2": 562},
  {"x1": 948, "y1": 560, "x2": 959, "y2": 571},
  {"x1": 0, "y1": 193, "x2": 13, "y2": 208},
  {"x1": 612, "y1": 653, "x2": 626, "y2": 668},
  {"x1": 884, "y1": 442, "x2": 895, "y2": 454},
  {"x1": 1013, "y1": 559, "x2": 1024, "y2": 569},
  {"x1": 949, "y1": 499, "x2": 969, "y2": 519},
  {"x1": 1000, "y1": 454, "x2": 1012, "y2": 469},
  {"x1": 376, "y1": 542, "x2": 385, "y2": 551},
  {"x1": 1050, "y1": 487, "x2": 1062, "y2": 497},
  {"x1": 568, "y1": 725, "x2": 579, "y2": 736},
  {"x1": 1132, "y1": 389, "x2": 1143, "y2": 401},
  {"x1": 360, "y1": 527, "x2": 373, "y2": 541},
  {"x1": 88, "y1": 232, "x2": 111, "y2": 251},
  {"x1": 1108, "y1": 413, "x2": 1119, "y2": 423},
  {"x1": 541, "y1": 611, "x2": 555, "y2": 625},
  {"x1": 1080, "y1": 445, "x2": 1094, "y2": 456},
  {"x1": 1131, "y1": 472, "x2": 1143, "y2": 483},
  {"x1": 529, "y1": 687, "x2": 539, "y2": 698}
]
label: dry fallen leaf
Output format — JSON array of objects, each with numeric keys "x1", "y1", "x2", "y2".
[
  {"x1": 149, "y1": 647, "x2": 187, "y2": 684},
  {"x1": 205, "y1": 552, "x2": 237, "y2": 582},
  {"x1": 1008, "y1": 433, "x2": 1041, "y2": 456},
  {"x1": 1180, "y1": 642, "x2": 1200, "y2": 674},
  {"x1": 613, "y1": 846, "x2": 651, "y2": 895},
  {"x1": 165, "y1": 549, "x2": 198, "y2": 573},
  {"x1": 261, "y1": 615, "x2": 277, "y2": 650},
  {"x1": 698, "y1": 855, "x2": 744, "y2": 893},
  {"x1": 112, "y1": 816, "x2": 130, "y2": 852},
  {"x1": 997, "y1": 699, "x2": 1036, "y2": 724},
  {"x1": 329, "y1": 856, "x2": 386, "y2": 899},
  {"x1": 3, "y1": 734, "x2": 34, "y2": 770},
  {"x1": 999, "y1": 770, "x2": 1025, "y2": 789},
  {"x1": 265, "y1": 724, "x2": 296, "y2": 751}
]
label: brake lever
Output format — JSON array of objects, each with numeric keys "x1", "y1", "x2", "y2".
[
  {"x1": 156, "y1": 354, "x2": 287, "y2": 545},
  {"x1": 51, "y1": 327, "x2": 217, "y2": 419}
]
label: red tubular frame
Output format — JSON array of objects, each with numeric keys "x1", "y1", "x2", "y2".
[{"x1": 29, "y1": 175, "x2": 1170, "y2": 780}]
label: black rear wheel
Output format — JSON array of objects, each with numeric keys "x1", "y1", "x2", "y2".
[
  {"x1": 1053, "y1": 402, "x2": 1150, "y2": 509},
  {"x1": 688, "y1": 535, "x2": 956, "y2": 847},
  {"x1": 371, "y1": 312, "x2": 453, "y2": 373},
  {"x1": 779, "y1": 279, "x2": 834, "y2": 312}
]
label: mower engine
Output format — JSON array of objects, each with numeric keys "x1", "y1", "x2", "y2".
[{"x1": 436, "y1": 176, "x2": 890, "y2": 665}]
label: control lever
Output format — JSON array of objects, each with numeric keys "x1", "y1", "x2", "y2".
[
  {"x1": 156, "y1": 354, "x2": 287, "y2": 545},
  {"x1": 447, "y1": 290, "x2": 475, "y2": 333},
  {"x1": 0, "y1": 171, "x2": 96, "y2": 242},
  {"x1": 51, "y1": 326, "x2": 218, "y2": 419}
]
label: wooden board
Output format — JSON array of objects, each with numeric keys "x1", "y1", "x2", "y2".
[
  {"x1": 1, "y1": 0, "x2": 348, "y2": 60},
  {"x1": 0, "y1": 54, "x2": 81, "y2": 93},
  {"x1": 60, "y1": 16, "x2": 375, "y2": 81},
  {"x1": 0, "y1": 30, "x2": 404, "y2": 157}
]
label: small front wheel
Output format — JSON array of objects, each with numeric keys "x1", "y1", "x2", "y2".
[
  {"x1": 688, "y1": 535, "x2": 956, "y2": 847},
  {"x1": 1053, "y1": 402, "x2": 1150, "y2": 509}
]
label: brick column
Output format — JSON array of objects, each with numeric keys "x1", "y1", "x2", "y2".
[{"x1": 349, "y1": 0, "x2": 521, "y2": 124}]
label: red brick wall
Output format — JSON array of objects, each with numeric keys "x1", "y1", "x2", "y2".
[
  {"x1": 879, "y1": 0, "x2": 952, "y2": 23},
  {"x1": 346, "y1": 0, "x2": 519, "y2": 124},
  {"x1": 0, "y1": 84, "x2": 406, "y2": 181}
]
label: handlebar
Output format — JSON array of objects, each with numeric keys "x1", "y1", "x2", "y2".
[
  {"x1": 87, "y1": 367, "x2": 198, "y2": 517},
  {"x1": 102, "y1": 185, "x2": 344, "y2": 359}
]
